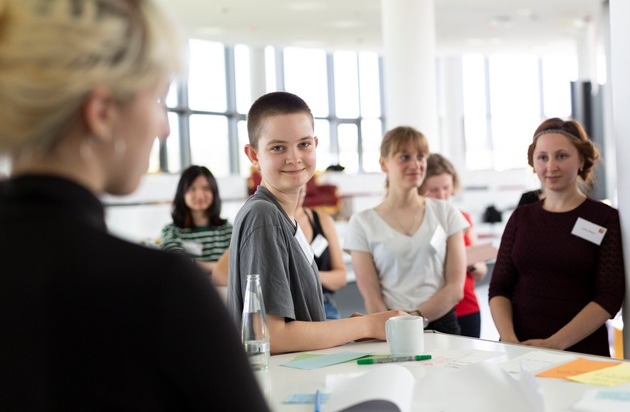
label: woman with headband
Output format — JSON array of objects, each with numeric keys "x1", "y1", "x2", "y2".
[
  {"x1": 0, "y1": 0, "x2": 270, "y2": 409},
  {"x1": 488, "y1": 118, "x2": 625, "y2": 356}
]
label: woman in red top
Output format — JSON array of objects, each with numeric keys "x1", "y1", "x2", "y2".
[{"x1": 420, "y1": 153, "x2": 488, "y2": 337}]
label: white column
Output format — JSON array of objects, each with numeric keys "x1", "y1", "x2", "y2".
[
  {"x1": 381, "y1": 0, "x2": 439, "y2": 150},
  {"x1": 609, "y1": 0, "x2": 630, "y2": 360},
  {"x1": 249, "y1": 47, "x2": 267, "y2": 101},
  {"x1": 436, "y1": 57, "x2": 465, "y2": 170}
]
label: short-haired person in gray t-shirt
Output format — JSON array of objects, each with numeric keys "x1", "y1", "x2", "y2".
[{"x1": 227, "y1": 91, "x2": 407, "y2": 355}]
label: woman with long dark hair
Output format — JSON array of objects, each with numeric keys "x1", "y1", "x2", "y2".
[{"x1": 161, "y1": 165, "x2": 232, "y2": 281}]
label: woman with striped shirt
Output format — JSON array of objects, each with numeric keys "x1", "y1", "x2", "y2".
[{"x1": 161, "y1": 165, "x2": 232, "y2": 281}]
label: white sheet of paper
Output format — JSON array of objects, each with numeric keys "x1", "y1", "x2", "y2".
[
  {"x1": 324, "y1": 365, "x2": 415, "y2": 412},
  {"x1": 498, "y1": 350, "x2": 576, "y2": 376}
]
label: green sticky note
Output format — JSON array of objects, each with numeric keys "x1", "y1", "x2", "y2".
[{"x1": 282, "y1": 351, "x2": 371, "y2": 370}]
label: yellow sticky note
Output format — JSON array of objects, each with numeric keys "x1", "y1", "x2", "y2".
[{"x1": 568, "y1": 363, "x2": 630, "y2": 387}]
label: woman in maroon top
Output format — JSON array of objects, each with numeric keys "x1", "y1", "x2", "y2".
[{"x1": 489, "y1": 118, "x2": 625, "y2": 357}]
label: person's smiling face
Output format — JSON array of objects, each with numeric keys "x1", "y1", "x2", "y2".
[
  {"x1": 381, "y1": 142, "x2": 427, "y2": 190},
  {"x1": 248, "y1": 112, "x2": 317, "y2": 196},
  {"x1": 184, "y1": 174, "x2": 213, "y2": 213},
  {"x1": 533, "y1": 133, "x2": 583, "y2": 193}
]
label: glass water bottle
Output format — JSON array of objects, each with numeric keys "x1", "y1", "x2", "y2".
[{"x1": 241, "y1": 274, "x2": 270, "y2": 371}]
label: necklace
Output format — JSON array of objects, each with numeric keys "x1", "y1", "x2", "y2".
[{"x1": 386, "y1": 200, "x2": 421, "y2": 236}]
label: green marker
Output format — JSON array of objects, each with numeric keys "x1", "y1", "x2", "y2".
[{"x1": 357, "y1": 354, "x2": 432, "y2": 365}]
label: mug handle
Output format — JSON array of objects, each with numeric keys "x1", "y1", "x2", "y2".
[{"x1": 385, "y1": 318, "x2": 394, "y2": 345}]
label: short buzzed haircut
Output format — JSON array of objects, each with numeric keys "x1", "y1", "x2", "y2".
[{"x1": 246, "y1": 91, "x2": 314, "y2": 148}]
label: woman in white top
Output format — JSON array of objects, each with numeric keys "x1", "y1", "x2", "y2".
[{"x1": 344, "y1": 126, "x2": 469, "y2": 334}]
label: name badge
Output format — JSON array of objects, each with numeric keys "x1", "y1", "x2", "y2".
[
  {"x1": 310, "y1": 234, "x2": 329, "y2": 258},
  {"x1": 430, "y1": 224, "x2": 447, "y2": 262},
  {"x1": 182, "y1": 240, "x2": 203, "y2": 256},
  {"x1": 295, "y1": 225, "x2": 315, "y2": 265},
  {"x1": 571, "y1": 217, "x2": 607, "y2": 246}
]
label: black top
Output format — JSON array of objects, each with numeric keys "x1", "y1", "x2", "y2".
[
  {"x1": 0, "y1": 175, "x2": 270, "y2": 411},
  {"x1": 517, "y1": 189, "x2": 543, "y2": 207},
  {"x1": 305, "y1": 208, "x2": 334, "y2": 294}
]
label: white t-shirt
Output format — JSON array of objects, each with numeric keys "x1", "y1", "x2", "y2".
[{"x1": 343, "y1": 198, "x2": 469, "y2": 311}]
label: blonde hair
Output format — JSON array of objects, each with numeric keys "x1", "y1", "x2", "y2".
[
  {"x1": 380, "y1": 126, "x2": 430, "y2": 159},
  {"x1": 0, "y1": 0, "x2": 184, "y2": 154},
  {"x1": 380, "y1": 126, "x2": 430, "y2": 189}
]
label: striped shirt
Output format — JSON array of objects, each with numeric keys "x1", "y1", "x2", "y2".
[{"x1": 160, "y1": 222, "x2": 233, "y2": 262}]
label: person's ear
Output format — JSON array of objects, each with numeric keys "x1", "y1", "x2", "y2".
[
  {"x1": 245, "y1": 144, "x2": 260, "y2": 169},
  {"x1": 379, "y1": 156, "x2": 387, "y2": 172},
  {"x1": 314, "y1": 136, "x2": 319, "y2": 148},
  {"x1": 83, "y1": 87, "x2": 115, "y2": 141}
]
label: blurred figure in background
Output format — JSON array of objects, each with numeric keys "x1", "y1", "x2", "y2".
[
  {"x1": 517, "y1": 187, "x2": 544, "y2": 207},
  {"x1": 419, "y1": 153, "x2": 488, "y2": 338},
  {"x1": 344, "y1": 126, "x2": 468, "y2": 335},
  {"x1": 295, "y1": 185, "x2": 347, "y2": 319},
  {"x1": 0, "y1": 0, "x2": 269, "y2": 409},
  {"x1": 161, "y1": 165, "x2": 231, "y2": 284}
]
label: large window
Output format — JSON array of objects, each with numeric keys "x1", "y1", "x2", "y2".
[
  {"x1": 462, "y1": 54, "x2": 574, "y2": 171},
  {"x1": 156, "y1": 39, "x2": 574, "y2": 178},
  {"x1": 157, "y1": 40, "x2": 385, "y2": 178}
]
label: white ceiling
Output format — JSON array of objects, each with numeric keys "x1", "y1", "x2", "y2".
[{"x1": 165, "y1": 0, "x2": 604, "y2": 55}]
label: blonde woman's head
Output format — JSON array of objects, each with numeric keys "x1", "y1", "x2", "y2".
[{"x1": 0, "y1": 0, "x2": 184, "y2": 155}]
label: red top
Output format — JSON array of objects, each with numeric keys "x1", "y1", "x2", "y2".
[{"x1": 455, "y1": 210, "x2": 480, "y2": 317}]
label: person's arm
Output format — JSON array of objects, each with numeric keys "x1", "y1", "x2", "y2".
[
  {"x1": 489, "y1": 295, "x2": 519, "y2": 343},
  {"x1": 194, "y1": 248, "x2": 229, "y2": 283},
  {"x1": 317, "y1": 210, "x2": 347, "y2": 291},
  {"x1": 521, "y1": 302, "x2": 611, "y2": 350},
  {"x1": 488, "y1": 212, "x2": 520, "y2": 343},
  {"x1": 465, "y1": 223, "x2": 488, "y2": 282},
  {"x1": 350, "y1": 250, "x2": 389, "y2": 313},
  {"x1": 266, "y1": 309, "x2": 408, "y2": 354},
  {"x1": 414, "y1": 230, "x2": 466, "y2": 322},
  {"x1": 207, "y1": 248, "x2": 229, "y2": 286},
  {"x1": 196, "y1": 260, "x2": 214, "y2": 277},
  {"x1": 159, "y1": 224, "x2": 183, "y2": 252}
]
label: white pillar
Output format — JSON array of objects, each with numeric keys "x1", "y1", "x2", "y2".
[
  {"x1": 249, "y1": 47, "x2": 267, "y2": 101},
  {"x1": 381, "y1": 0, "x2": 439, "y2": 150},
  {"x1": 609, "y1": 0, "x2": 630, "y2": 360},
  {"x1": 436, "y1": 56, "x2": 465, "y2": 170}
]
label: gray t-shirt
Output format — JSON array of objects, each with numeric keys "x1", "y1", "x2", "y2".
[{"x1": 228, "y1": 186, "x2": 325, "y2": 327}]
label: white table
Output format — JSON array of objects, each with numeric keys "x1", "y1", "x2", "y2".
[{"x1": 254, "y1": 332, "x2": 630, "y2": 411}]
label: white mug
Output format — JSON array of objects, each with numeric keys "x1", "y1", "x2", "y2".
[{"x1": 385, "y1": 316, "x2": 425, "y2": 357}]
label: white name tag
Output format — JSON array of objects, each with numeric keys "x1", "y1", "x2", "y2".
[
  {"x1": 571, "y1": 217, "x2": 607, "y2": 246},
  {"x1": 430, "y1": 224, "x2": 447, "y2": 262},
  {"x1": 310, "y1": 234, "x2": 329, "y2": 258},
  {"x1": 295, "y1": 224, "x2": 315, "y2": 265},
  {"x1": 182, "y1": 240, "x2": 203, "y2": 256}
]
